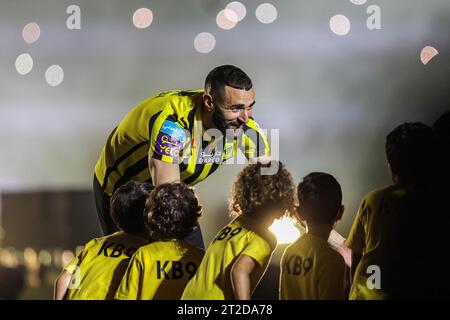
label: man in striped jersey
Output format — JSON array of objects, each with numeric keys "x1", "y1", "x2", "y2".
[{"x1": 94, "y1": 65, "x2": 270, "y2": 248}]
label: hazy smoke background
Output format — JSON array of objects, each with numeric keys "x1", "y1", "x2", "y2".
[{"x1": 0, "y1": 0, "x2": 449, "y2": 298}]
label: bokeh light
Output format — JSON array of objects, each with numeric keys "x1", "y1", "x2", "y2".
[
  {"x1": 22, "y1": 22, "x2": 40, "y2": 44},
  {"x1": 38, "y1": 250, "x2": 52, "y2": 266},
  {"x1": 269, "y1": 217, "x2": 301, "y2": 244},
  {"x1": 329, "y1": 14, "x2": 351, "y2": 36},
  {"x1": 53, "y1": 248, "x2": 63, "y2": 269},
  {"x1": 61, "y1": 250, "x2": 75, "y2": 267},
  {"x1": 15, "y1": 53, "x2": 33, "y2": 75},
  {"x1": 255, "y1": 3, "x2": 278, "y2": 24},
  {"x1": 45, "y1": 65, "x2": 64, "y2": 87},
  {"x1": 23, "y1": 247, "x2": 39, "y2": 269},
  {"x1": 133, "y1": 8, "x2": 154, "y2": 29},
  {"x1": 420, "y1": 46, "x2": 439, "y2": 65},
  {"x1": 226, "y1": 2, "x2": 246, "y2": 22},
  {"x1": 350, "y1": 0, "x2": 367, "y2": 5},
  {"x1": 217, "y1": 9, "x2": 238, "y2": 30},
  {"x1": 0, "y1": 247, "x2": 19, "y2": 267},
  {"x1": 194, "y1": 32, "x2": 216, "y2": 54}
]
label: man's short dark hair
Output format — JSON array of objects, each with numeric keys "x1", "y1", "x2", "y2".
[
  {"x1": 110, "y1": 181, "x2": 154, "y2": 235},
  {"x1": 145, "y1": 183, "x2": 202, "y2": 240},
  {"x1": 205, "y1": 65, "x2": 253, "y2": 104},
  {"x1": 385, "y1": 122, "x2": 433, "y2": 183},
  {"x1": 297, "y1": 172, "x2": 342, "y2": 225}
]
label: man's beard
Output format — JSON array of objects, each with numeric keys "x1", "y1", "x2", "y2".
[{"x1": 212, "y1": 107, "x2": 245, "y2": 135}]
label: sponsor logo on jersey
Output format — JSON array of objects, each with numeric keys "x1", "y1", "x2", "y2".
[
  {"x1": 155, "y1": 132, "x2": 183, "y2": 158},
  {"x1": 160, "y1": 120, "x2": 186, "y2": 143}
]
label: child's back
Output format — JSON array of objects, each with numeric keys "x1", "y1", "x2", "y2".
[
  {"x1": 280, "y1": 233, "x2": 345, "y2": 300},
  {"x1": 114, "y1": 182, "x2": 205, "y2": 300},
  {"x1": 280, "y1": 172, "x2": 346, "y2": 300},
  {"x1": 182, "y1": 161, "x2": 296, "y2": 300},
  {"x1": 347, "y1": 184, "x2": 434, "y2": 299},
  {"x1": 115, "y1": 239, "x2": 204, "y2": 299},
  {"x1": 57, "y1": 180, "x2": 154, "y2": 300},
  {"x1": 65, "y1": 231, "x2": 148, "y2": 300},
  {"x1": 182, "y1": 216, "x2": 276, "y2": 300}
]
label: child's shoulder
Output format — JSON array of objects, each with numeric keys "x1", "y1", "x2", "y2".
[
  {"x1": 287, "y1": 234, "x2": 343, "y2": 262},
  {"x1": 362, "y1": 184, "x2": 399, "y2": 206}
]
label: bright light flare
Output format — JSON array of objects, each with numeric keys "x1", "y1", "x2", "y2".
[{"x1": 269, "y1": 217, "x2": 301, "y2": 244}]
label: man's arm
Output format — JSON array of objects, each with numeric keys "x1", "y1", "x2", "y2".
[
  {"x1": 149, "y1": 156, "x2": 180, "y2": 186},
  {"x1": 230, "y1": 254, "x2": 257, "y2": 300},
  {"x1": 54, "y1": 270, "x2": 72, "y2": 300},
  {"x1": 328, "y1": 229, "x2": 352, "y2": 268}
]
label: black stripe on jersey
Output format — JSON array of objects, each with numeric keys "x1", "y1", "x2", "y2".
[
  {"x1": 148, "y1": 111, "x2": 163, "y2": 142},
  {"x1": 102, "y1": 140, "x2": 148, "y2": 189},
  {"x1": 205, "y1": 162, "x2": 221, "y2": 179},
  {"x1": 166, "y1": 114, "x2": 178, "y2": 122},
  {"x1": 176, "y1": 90, "x2": 199, "y2": 97},
  {"x1": 187, "y1": 107, "x2": 196, "y2": 131},
  {"x1": 183, "y1": 163, "x2": 206, "y2": 185},
  {"x1": 180, "y1": 117, "x2": 189, "y2": 130},
  {"x1": 243, "y1": 123, "x2": 264, "y2": 155},
  {"x1": 152, "y1": 153, "x2": 163, "y2": 161},
  {"x1": 113, "y1": 156, "x2": 149, "y2": 192},
  {"x1": 179, "y1": 161, "x2": 188, "y2": 172}
]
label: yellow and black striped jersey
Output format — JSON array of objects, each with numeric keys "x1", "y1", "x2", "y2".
[
  {"x1": 95, "y1": 89, "x2": 270, "y2": 196},
  {"x1": 64, "y1": 231, "x2": 149, "y2": 300},
  {"x1": 114, "y1": 239, "x2": 204, "y2": 300},
  {"x1": 279, "y1": 233, "x2": 346, "y2": 300},
  {"x1": 181, "y1": 216, "x2": 276, "y2": 300}
]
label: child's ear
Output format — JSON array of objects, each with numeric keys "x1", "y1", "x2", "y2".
[{"x1": 336, "y1": 205, "x2": 345, "y2": 221}]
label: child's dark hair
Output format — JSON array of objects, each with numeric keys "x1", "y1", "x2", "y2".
[
  {"x1": 110, "y1": 180, "x2": 154, "y2": 234},
  {"x1": 144, "y1": 182, "x2": 202, "y2": 240},
  {"x1": 229, "y1": 161, "x2": 295, "y2": 219},
  {"x1": 385, "y1": 122, "x2": 434, "y2": 184},
  {"x1": 433, "y1": 110, "x2": 450, "y2": 142},
  {"x1": 297, "y1": 172, "x2": 342, "y2": 225}
]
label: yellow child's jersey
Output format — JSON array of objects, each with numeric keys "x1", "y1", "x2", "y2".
[
  {"x1": 64, "y1": 231, "x2": 149, "y2": 300},
  {"x1": 95, "y1": 89, "x2": 270, "y2": 196},
  {"x1": 345, "y1": 184, "x2": 433, "y2": 299},
  {"x1": 181, "y1": 216, "x2": 277, "y2": 300},
  {"x1": 279, "y1": 233, "x2": 346, "y2": 300},
  {"x1": 114, "y1": 239, "x2": 204, "y2": 300}
]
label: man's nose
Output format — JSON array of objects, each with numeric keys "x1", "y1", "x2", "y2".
[{"x1": 239, "y1": 109, "x2": 250, "y2": 123}]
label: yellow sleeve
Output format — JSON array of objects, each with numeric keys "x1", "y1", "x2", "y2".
[
  {"x1": 149, "y1": 113, "x2": 187, "y2": 164},
  {"x1": 241, "y1": 118, "x2": 270, "y2": 160},
  {"x1": 114, "y1": 251, "x2": 145, "y2": 300},
  {"x1": 241, "y1": 235, "x2": 272, "y2": 266},
  {"x1": 345, "y1": 197, "x2": 369, "y2": 254},
  {"x1": 318, "y1": 256, "x2": 346, "y2": 300},
  {"x1": 64, "y1": 239, "x2": 96, "y2": 274}
]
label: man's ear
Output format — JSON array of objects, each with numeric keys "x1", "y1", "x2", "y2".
[
  {"x1": 336, "y1": 205, "x2": 345, "y2": 221},
  {"x1": 203, "y1": 93, "x2": 213, "y2": 111}
]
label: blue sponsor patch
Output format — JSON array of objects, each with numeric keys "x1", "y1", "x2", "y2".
[{"x1": 160, "y1": 120, "x2": 186, "y2": 143}]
